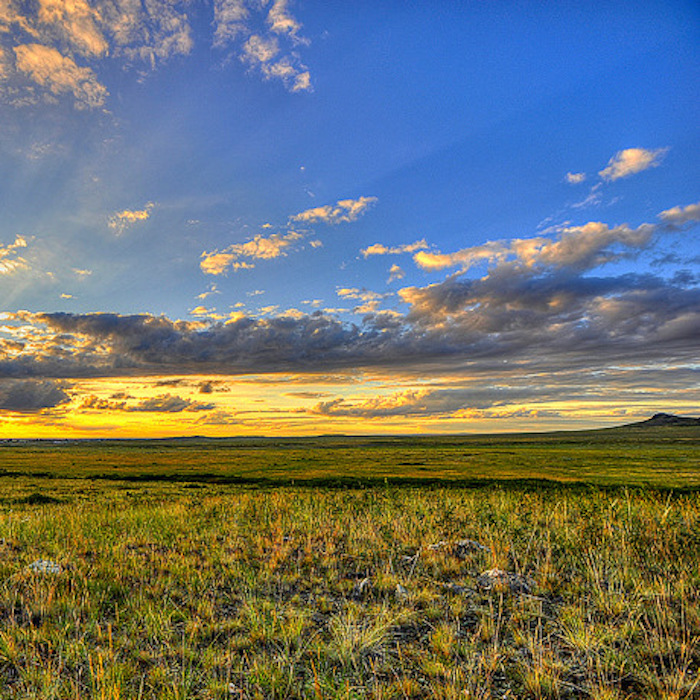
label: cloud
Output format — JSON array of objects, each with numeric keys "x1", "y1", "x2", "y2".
[
  {"x1": 599, "y1": 147, "x2": 668, "y2": 181},
  {"x1": 37, "y1": 0, "x2": 108, "y2": 58},
  {"x1": 127, "y1": 394, "x2": 214, "y2": 413},
  {"x1": 336, "y1": 287, "x2": 389, "y2": 313},
  {"x1": 292, "y1": 197, "x2": 377, "y2": 225},
  {"x1": 0, "y1": 235, "x2": 29, "y2": 274},
  {"x1": 201, "y1": 230, "x2": 303, "y2": 275},
  {"x1": 361, "y1": 240, "x2": 428, "y2": 257},
  {"x1": 658, "y1": 201, "x2": 700, "y2": 230},
  {"x1": 13, "y1": 43, "x2": 108, "y2": 108},
  {"x1": 0, "y1": 379, "x2": 71, "y2": 413},
  {"x1": 108, "y1": 203, "x2": 154, "y2": 235},
  {"x1": 310, "y1": 385, "x2": 560, "y2": 419},
  {"x1": 566, "y1": 172, "x2": 586, "y2": 184},
  {"x1": 388, "y1": 264, "x2": 404, "y2": 283},
  {"x1": 1, "y1": 0, "x2": 308, "y2": 108},
  {"x1": 267, "y1": 0, "x2": 306, "y2": 43},
  {"x1": 414, "y1": 218, "x2": 663, "y2": 274},
  {"x1": 2, "y1": 202, "x2": 699, "y2": 387},
  {"x1": 216, "y1": 0, "x2": 311, "y2": 92},
  {"x1": 80, "y1": 392, "x2": 214, "y2": 413},
  {"x1": 414, "y1": 241, "x2": 505, "y2": 272}
]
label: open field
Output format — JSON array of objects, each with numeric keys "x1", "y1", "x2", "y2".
[
  {"x1": 2, "y1": 425, "x2": 700, "y2": 490},
  {"x1": 0, "y1": 428, "x2": 699, "y2": 698}
]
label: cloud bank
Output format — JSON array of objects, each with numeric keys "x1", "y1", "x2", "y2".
[{"x1": 2, "y1": 202, "x2": 698, "y2": 427}]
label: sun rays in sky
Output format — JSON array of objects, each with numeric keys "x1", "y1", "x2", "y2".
[{"x1": 1, "y1": 0, "x2": 699, "y2": 437}]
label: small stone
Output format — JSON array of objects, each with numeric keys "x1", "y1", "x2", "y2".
[
  {"x1": 453, "y1": 539, "x2": 489, "y2": 558},
  {"x1": 440, "y1": 582, "x2": 470, "y2": 595},
  {"x1": 28, "y1": 559, "x2": 61, "y2": 574},
  {"x1": 351, "y1": 577, "x2": 371, "y2": 600},
  {"x1": 395, "y1": 583, "x2": 409, "y2": 600},
  {"x1": 427, "y1": 540, "x2": 449, "y2": 551},
  {"x1": 476, "y1": 568, "x2": 531, "y2": 594}
]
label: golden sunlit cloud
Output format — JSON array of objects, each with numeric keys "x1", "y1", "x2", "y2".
[
  {"x1": 0, "y1": 235, "x2": 29, "y2": 274},
  {"x1": 292, "y1": 196, "x2": 377, "y2": 225},
  {"x1": 361, "y1": 240, "x2": 428, "y2": 257},
  {"x1": 599, "y1": 147, "x2": 668, "y2": 181},
  {"x1": 108, "y1": 203, "x2": 154, "y2": 235},
  {"x1": 201, "y1": 231, "x2": 303, "y2": 275},
  {"x1": 14, "y1": 43, "x2": 108, "y2": 108}
]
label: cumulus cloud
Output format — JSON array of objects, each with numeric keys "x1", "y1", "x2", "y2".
[
  {"x1": 566, "y1": 172, "x2": 586, "y2": 184},
  {"x1": 292, "y1": 197, "x2": 377, "y2": 225},
  {"x1": 414, "y1": 219, "x2": 662, "y2": 274},
  {"x1": 658, "y1": 201, "x2": 700, "y2": 230},
  {"x1": 361, "y1": 240, "x2": 428, "y2": 257},
  {"x1": 599, "y1": 147, "x2": 668, "y2": 181},
  {"x1": 108, "y1": 203, "x2": 154, "y2": 235},
  {"x1": 0, "y1": 379, "x2": 71, "y2": 413},
  {"x1": 201, "y1": 230, "x2": 303, "y2": 275},
  {"x1": 2, "y1": 202, "x2": 699, "y2": 387},
  {"x1": 0, "y1": 235, "x2": 29, "y2": 274}
]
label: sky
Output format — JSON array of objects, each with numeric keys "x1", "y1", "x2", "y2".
[{"x1": 0, "y1": 0, "x2": 699, "y2": 438}]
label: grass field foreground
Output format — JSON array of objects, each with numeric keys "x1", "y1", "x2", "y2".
[{"x1": 1, "y1": 478, "x2": 699, "y2": 699}]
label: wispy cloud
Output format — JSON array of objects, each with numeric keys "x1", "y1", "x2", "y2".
[
  {"x1": 0, "y1": 0, "x2": 309, "y2": 108},
  {"x1": 201, "y1": 230, "x2": 303, "y2": 275},
  {"x1": 361, "y1": 239, "x2": 428, "y2": 257},
  {"x1": 215, "y1": 0, "x2": 311, "y2": 92},
  {"x1": 599, "y1": 147, "x2": 668, "y2": 181},
  {"x1": 336, "y1": 287, "x2": 389, "y2": 313},
  {"x1": 292, "y1": 196, "x2": 377, "y2": 225},
  {"x1": 565, "y1": 172, "x2": 586, "y2": 184},
  {"x1": 108, "y1": 203, "x2": 154, "y2": 235},
  {"x1": 0, "y1": 235, "x2": 29, "y2": 274},
  {"x1": 13, "y1": 43, "x2": 108, "y2": 108},
  {"x1": 388, "y1": 264, "x2": 404, "y2": 283}
]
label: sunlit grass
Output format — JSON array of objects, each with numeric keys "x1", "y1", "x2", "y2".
[{"x1": 0, "y1": 477, "x2": 698, "y2": 698}]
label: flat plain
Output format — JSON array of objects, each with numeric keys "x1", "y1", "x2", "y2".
[{"x1": 0, "y1": 426, "x2": 698, "y2": 698}]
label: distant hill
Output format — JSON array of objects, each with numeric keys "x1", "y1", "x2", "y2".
[{"x1": 627, "y1": 413, "x2": 700, "y2": 427}]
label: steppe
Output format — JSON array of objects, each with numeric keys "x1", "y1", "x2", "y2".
[{"x1": 0, "y1": 422, "x2": 698, "y2": 698}]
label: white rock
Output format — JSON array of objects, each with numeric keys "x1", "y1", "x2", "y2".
[{"x1": 29, "y1": 559, "x2": 61, "y2": 574}]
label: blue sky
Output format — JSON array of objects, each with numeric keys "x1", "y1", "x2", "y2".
[{"x1": 0, "y1": 0, "x2": 698, "y2": 436}]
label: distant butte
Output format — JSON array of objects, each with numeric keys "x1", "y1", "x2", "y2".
[{"x1": 630, "y1": 413, "x2": 700, "y2": 427}]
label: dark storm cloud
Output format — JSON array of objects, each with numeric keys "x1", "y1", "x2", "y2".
[{"x1": 0, "y1": 379, "x2": 71, "y2": 413}]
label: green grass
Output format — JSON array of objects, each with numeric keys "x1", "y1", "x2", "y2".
[
  {"x1": 0, "y1": 428, "x2": 698, "y2": 698},
  {"x1": 1, "y1": 425, "x2": 699, "y2": 489}
]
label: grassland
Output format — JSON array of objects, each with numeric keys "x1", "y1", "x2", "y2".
[{"x1": 0, "y1": 427, "x2": 698, "y2": 698}]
